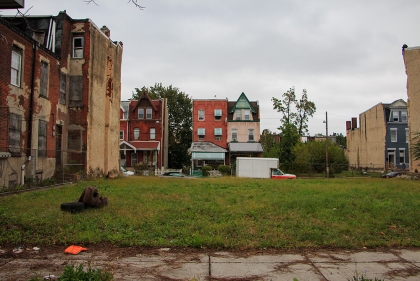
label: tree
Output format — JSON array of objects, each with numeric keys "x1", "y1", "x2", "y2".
[
  {"x1": 271, "y1": 87, "x2": 316, "y2": 171},
  {"x1": 260, "y1": 130, "x2": 281, "y2": 158},
  {"x1": 272, "y1": 87, "x2": 316, "y2": 135},
  {"x1": 295, "y1": 89, "x2": 316, "y2": 135},
  {"x1": 335, "y1": 133, "x2": 347, "y2": 147},
  {"x1": 132, "y1": 83, "x2": 192, "y2": 169},
  {"x1": 84, "y1": 0, "x2": 145, "y2": 9}
]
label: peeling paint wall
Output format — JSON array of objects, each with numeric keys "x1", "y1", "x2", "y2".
[
  {"x1": 346, "y1": 103, "x2": 386, "y2": 169},
  {"x1": 403, "y1": 47, "x2": 420, "y2": 172}
]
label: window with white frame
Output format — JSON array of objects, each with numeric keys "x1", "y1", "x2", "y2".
[
  {"x1": 138, "y1": 108, "x2": 144, "y2": 119},
  {"x1": 120, "y1": 130, "x2": 124, "y2": 140},
  {"x1": 146, "y1": 108, "x2": 152, "y2": 119},
  {"x1": 122, "y1": 111, "x2": 128, "y2": 120},
  {"x1": 198, "y1": 110, "x2": 205, "y2": 121},
  {"x1": 244, "y1": 109, "x2": 250, "y2": 120},
  {"x1": 232, "y1": 129, "x2": 238, "y2": 142},
  {"x1": 390, "y1": 128, "x2": 397, "y2": 142},
  {"x1": 73, "y1": 37, "x2": 84, "y2": 58},
  {"x1": 214, "y1": 109, "x2": 222, "y2": 120},
  {"x1": 401, "y1": 111, "x2": 407, "y2": 122},
  {"x1": 406, "y1": 128, "x2": 409, "y2": 143},
  {"x1": 11, "y1": 48, "x2": 22, "y2": 87},
  {"x1": 248, "y1": 129, "x2": 254, "y2": 141},
  {"x1": 134, "y1": 128, "x2": 140, "y2": 140},
  {"x1": 40, "y1": 61, "x2": 49, "y2": 97},
  {"x1": 390, "y1": 111, "x2": 399, "y2": 122},
  {"x1": 198, "y1": 128, "x2": 205, "y2": 140},
  {"x1": 399, "y1": 149, "x2": 405, "y2": 164},
  {"x1": 235, "y1": 109, "x2": 241, "y2": 120},
  {"x1": 150, "y1": 128, "x2": 155, "y2": 140}
]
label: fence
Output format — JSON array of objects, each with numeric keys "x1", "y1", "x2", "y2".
[{"x1": 0, "y1": 147, "x2": 86, "y2": 193}]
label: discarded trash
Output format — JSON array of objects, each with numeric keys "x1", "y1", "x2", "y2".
[
  {"x1": 13, "y1": 247, "x2": 23, "y2": 254},
  {"x1": 76, "y1": 186, "x2": 108, "y2": 207},
  {"x1": 159, "y1": 248, "x2": 170, "y2": 252},
  {"x1": 43, "y1": 274, "x2": 55, "y2": 280},
  {"x1": 33, "y1": 247, "x2": 41, "y2": 251},
  {"x1": 64, "y1": 245, "x2": 88, "y2": 255}
]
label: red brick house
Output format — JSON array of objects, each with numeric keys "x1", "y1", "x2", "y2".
[
  {"x1": 119, "y1": 91, "x2": 169, "y2": 171},
  {"x1": 0, "y1": 11, "x2": 122, "y2": 188},
  {"x1": 190, "y1": 99, "x2": 229, "y2": 169}
]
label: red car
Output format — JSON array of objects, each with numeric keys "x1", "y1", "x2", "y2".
[{"x1": 271, "y1": 169, "x2": 296, "y2": 179}]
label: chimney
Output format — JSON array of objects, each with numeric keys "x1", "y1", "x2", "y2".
[
  {"x1": 346, "y1": 121, "x2": 351, "y2": 131},
  {"x1": 351, "y1": 117, "x2": 357, "y2": 129},
  {"x1": 101, "y1": 26, "x2": 110, "y2": 37}
]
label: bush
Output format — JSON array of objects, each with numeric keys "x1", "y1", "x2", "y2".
[
  {"x1": 217, "y1": 165, "x2": 231, "y2": 176},
  {"x1": 202, "y1": 165, "x2": 212, "y2": 177}
]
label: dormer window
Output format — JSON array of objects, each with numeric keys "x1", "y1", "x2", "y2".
[
  {"x1": 214, "y1": 109, "x2": 222, "y2": 120},
  {"x1": 235, "y1": 109, "x2": 241, "y2": 120},
  {"x1": 244, "y1": 109, "x2": 250, "y2": 120},
  {"x1": 146, "y1": 108, "x2": 152, "y2": 119},
  {"x1": 401, "y1": 111, "x2": 407, "y2": 122},
  {"x1": 138, "y1": 108, "x2": 144, "y2": 119}
]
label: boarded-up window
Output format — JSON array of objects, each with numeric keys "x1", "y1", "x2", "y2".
[
  {"x1": 68, "y1": 130, "x2": 82, "y2": 151},
  {"x1": 60, "y1": 72, "x2": 66, "y2": 105},
  {"x1": 69, "y1": 76, "x2": 83, "y2": 107},
  {"x1": 9, "y1": 113, "x2": 21, "y2": 156},
  {"x1": 40, "y1": 61, "x2": 49, "y2": 97},
  {"x1": 38, "y1": 120, "x2": 47, "y2": 157}
]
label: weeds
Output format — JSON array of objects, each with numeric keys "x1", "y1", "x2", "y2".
[{"x1": 28, "y1": 263, "x2": 113, "y2": 281}]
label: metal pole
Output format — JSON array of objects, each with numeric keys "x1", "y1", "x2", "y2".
[{"x1": 326, "y1": 111, "x2": 329, "y2": 178}]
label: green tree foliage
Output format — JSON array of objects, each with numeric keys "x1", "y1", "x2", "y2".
[
  {"x1": 132, "y1": 83, "x2": 192, "y2": 169},
  {"x1": 272, "y1": 87, "x2": 316, "y2": 135},
  {"x1": 271, "y1": 87, "x2": 316, "y2": 171},
  {"x1": 278, "y1": 123, "x2": 300, "y2": 171},
  {"x1": 260, "y1": 130, "x2": 281, "y2": 158},
  {"x1": 335, "y1": 133, "x2": 347, "y2": 147},
  {"x1": 292, "y1": 140, "x2": 349, "y2": 174}
]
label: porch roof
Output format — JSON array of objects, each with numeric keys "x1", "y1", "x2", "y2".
[
  {"x1": 228, "y1": 142, "x2": 263, "y2": 153},
  {"x1": 120, "y1": 141, "x2": 160, "y2": 152}
]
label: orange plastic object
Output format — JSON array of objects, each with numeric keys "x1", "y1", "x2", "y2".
[{"x1": 64, "y1": 245, "x2": 88, "y2": 255}]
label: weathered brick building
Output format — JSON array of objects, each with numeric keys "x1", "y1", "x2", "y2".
[
  {"x1": 402, "y1": 45, "x2": 420, "y2": 172},
  {"x1": 346, "y1": 100, "x2": 409, "y2": 171},
  {"x1": 119, "y1": 91, "x2": 169, "y2": 171},
  {"x1": 0, "y1": 11, "x2": 122, "y2": 187}
]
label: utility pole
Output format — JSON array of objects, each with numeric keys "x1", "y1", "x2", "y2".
[{"x1": 325, "y1": 111, "x2": 329, "y2": 178}]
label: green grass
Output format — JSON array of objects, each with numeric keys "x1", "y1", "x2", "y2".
[{"x1": 1, "y1": 176, "x2": 420, "y2": 249}]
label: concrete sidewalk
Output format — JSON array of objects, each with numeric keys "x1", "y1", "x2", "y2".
[{"x1": 1, "y1": 247, "x2": 420, "y2": 280}]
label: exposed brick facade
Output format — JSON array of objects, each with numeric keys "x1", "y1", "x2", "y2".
[{"x1": 0, "y1": 11, "x2": 122, "y2": 187}]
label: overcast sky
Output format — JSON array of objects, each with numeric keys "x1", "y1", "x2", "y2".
[{"x1": 2, "y1": 0, "x2": 418, "y2": 136}]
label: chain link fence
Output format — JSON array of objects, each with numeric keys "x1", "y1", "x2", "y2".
[{"x1": 0, "y1": 147, "x2": 85, "y2": 194}]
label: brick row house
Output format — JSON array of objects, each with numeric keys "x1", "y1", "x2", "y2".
[
  {"x1": 119, "y1": 91, "x2": 169, "y2": 172},
  {"x1": 190, "y1": 93, "x2": 262, "y2": 171},
  {"x1": 0, "y1": 11, "x2": 122, "y2": 188},
  {"x1": 346, "y1": 99, "x2": 409, "y2": 171}
]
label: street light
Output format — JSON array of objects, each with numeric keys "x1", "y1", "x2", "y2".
[{"x1": 323, "y1": 111, "x2": 329, "y2": 178}]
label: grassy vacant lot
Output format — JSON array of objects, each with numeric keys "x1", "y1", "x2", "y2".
[{"x1": 0, "y1": 176, "x2": 419, "y2": 250}]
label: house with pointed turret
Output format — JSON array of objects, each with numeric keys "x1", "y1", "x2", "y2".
[
  {"x1": 190, "y1": 92, "x2": 261, "y2": 171},
  {"x1": 227, "y1": 93, "x2": 263, "y2": 163}
]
